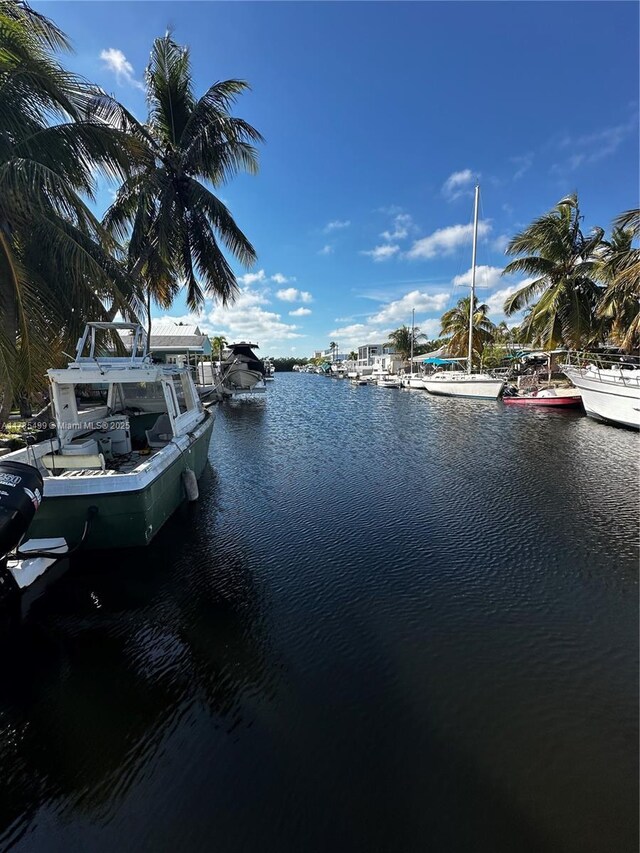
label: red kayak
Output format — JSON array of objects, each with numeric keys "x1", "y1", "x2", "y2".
[{"x1": 503, "y1": 392, "x2": 582, "y2": 407}]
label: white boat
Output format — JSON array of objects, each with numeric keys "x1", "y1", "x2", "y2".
[
  {"x1": 263, "y1": 359, "x2": 275, "y2": 381},
  {"x1": 376, "y1": 375, "x2": 401, "y2": 388},
  {"x1": 0, "y1": 322, "x2": 214, "y2": 549},
  {"x1": 220, "y1": 342, "x2": 265, "y2": 392},
  {"x1": 562, "y1": 356, "x2": 640, "y2": 428},
  {"x1": 401, "y1": 376, "x2": 426, "y2": 389},
  {"x1": 423, "y1": 370, "x2": 506, "y2": 399},
  {"x1": 423, "y1": 184, "x2": 504, "y2": 401}
]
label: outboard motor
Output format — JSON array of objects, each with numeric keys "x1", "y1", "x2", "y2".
[{"x1": 0, "y1": 462, "x2": 43, "y2": 606}]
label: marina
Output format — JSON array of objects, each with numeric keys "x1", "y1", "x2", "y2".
[
  {"x1": 0, "y1": 373, "x2": 637, "y2": 852},
  {"x1": 0, "y1": 1, "x2": 637, "y2": 850}
]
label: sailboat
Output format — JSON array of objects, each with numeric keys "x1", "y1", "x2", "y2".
[
  {"x1": 401, "y1": 308, "x2": 426, "y2": 388},
  {"x1": 423, "y1": 185, "x2": 505, "y2": 400}
]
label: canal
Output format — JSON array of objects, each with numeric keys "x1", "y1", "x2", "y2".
[{"x1": 0, "y1": 373, "x2": 637, "y2": 852}]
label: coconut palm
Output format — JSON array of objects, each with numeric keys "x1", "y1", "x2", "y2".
[
  {"x1": 329, "y1": 341, "x2": 338, "y2": 361},
  {"x1": 210, "y1": 335, "x2": 228, "y2": 363},
  {"x1": 440, "y1": 297, "x2": 495, "y2": 363},
  {"x1": 0, "y1": 0, "x2": 144, "y2": 424},
  {"x1": 104, "y1": 33, "x2": 263, "y2": 321},
  {"x1": 502, "y1": 194, "x2": 604, "y2": 349},
  {"x1": 595, "y1": 211, "x2": 639, "y2": 352},
  {"x1": 386, "y1": 325, "x2": 425, "y2": 362}
]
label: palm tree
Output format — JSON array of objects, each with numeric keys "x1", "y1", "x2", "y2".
[
  {"x1": 104, "y1": 33, "x2": 263, "y2": 322},
  {"x1": 329, "y1": 341, "x2": 338, "y2": 362},
  {"x1": 502, "y1": 194, "x2": 604, "y2": 349},
  {"x1": 210, "y1": 335, "x2": 227, "y2": 364},
  {"x1": 440, "y1": 297, "x2": 495, "y2": 363},
  {"x1": 595, "y1": 211, "x2": 639, "y2": 352},
  {"x1": 0, "y1": 0, "x2": 144, "y2": 424},
  {"x1": 386, "y1": 325, "x2": 425, "y2": 362},
  {"x1": 348, "y1": 350, "x2": 358, "y2": 361}
]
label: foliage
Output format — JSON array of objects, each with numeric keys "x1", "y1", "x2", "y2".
[
  {"x1": 0, "y1": 0, "x2": 144, "y2": 424},
  {"x1": 481, "y1": 342, "x2": 510, "y2": 369},
  {"x1": 594, "y1": 211, "x2": 639, "y2": 352},
  {"x1": 386, "y1": 325, "x2": 425, "y2": 361},
  {"x1": 210, "y1": 335, "x2": 228, "y2": 361},
  {"x1": 502, "y1": 194, "x2": 604, "y2": 349},
  {"x1": 348, "y1": 351, "x2": 358, "y2": 361},
  {"x1": 271, "y1": 357, "x2": 308, "y2": 372},
  {"x1": 440, "y1": 297, "x2": 495, "y2": 363},
  {"x1": 104, "y1": 33, "x2": 263, "y2": 315}
]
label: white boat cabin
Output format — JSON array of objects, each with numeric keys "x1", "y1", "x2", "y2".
[{"x1": 7, "y1": 323, "x2": 208, "y2": 479}]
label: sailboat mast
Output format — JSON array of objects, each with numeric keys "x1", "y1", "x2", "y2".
[{"x1": 467, "y1": 184, "x2": 480, "y2": 375}]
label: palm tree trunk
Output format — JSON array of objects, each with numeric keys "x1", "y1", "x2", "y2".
[{"x1": 0, "y1": 229, "x2": 17, "y2": 428}]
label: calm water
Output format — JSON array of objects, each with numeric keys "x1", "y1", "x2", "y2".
[{"x1": 0, "y1": 374, "x2": 637, "y2": 853}]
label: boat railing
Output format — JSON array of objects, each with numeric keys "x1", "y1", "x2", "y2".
[{"x1": 562, "y1": 352, "x2": 640, "y2": 386}]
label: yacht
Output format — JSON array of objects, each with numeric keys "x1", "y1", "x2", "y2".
[
  {"x1": 220, "y1": 342, "x2": 265, "y2": 392},
  {"x1": 562, "y1": 356, "x2": 640, "y2": 428},
  {"x1": 0, "y1": 323, "x2": 214, "y2": 549}
]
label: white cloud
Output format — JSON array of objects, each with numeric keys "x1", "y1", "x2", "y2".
[
  {"x1": 271, "y1": 272, "x2": 292, "y2": 284},
  {"x1": 511, "y1": 152, "x2": 533, "y2": 180},
  {"x1": 452, "y1": 265, "x2": 505, "y2": 291},
  {"x1": 205, "y1": 288, "x2": 303, "y2": 343},
  {"x1": 369, "y1": 289, "x2": 450, "y2": 325},
  {"x1": 442, "y1": 169, "x2": 476, "y2": 201},
  {"x1": 289, "y1": 307, "x2": 312, "y2": 317},
  {"x1": 276, "y1": 287, "x2": 313, "y2": 303},
  {"x1": 493, "y1": 234, "x2": 510, "y2": 254},
  {"x1": 484, "y1": 283, "x2": 527, "y2": 317},
  {"x1": 99, "y1": 48, "x2": 144, "y2": 91},
  {"x1": 328, "y1": 322, "x2": 388, "y2": 349},
  {"x1": 406, "y1": 221, "x2": 491, "y2": 260},
  {"x1": 324, "y1": 219, "x2": 351, "y2": 233},
  {"x1": 237, "y1": 269, "x2": 268, "y2": 285},
  {"x1": 380, "y1": 213, "x2": 413, "y2": 242},
  {"x1": 318, "y1": 244, "x2": 334, "y2": 255},
  {"x1": 361, "y1": 244, "x2": 400, "y2": 262},
  {"x1": 551, "y1": 114, "x2": 637, "y2": 175}
]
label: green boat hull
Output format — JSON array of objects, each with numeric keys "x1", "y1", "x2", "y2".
[{"x1": 26, "y1": 417, "x2": 214, "y2": 550}]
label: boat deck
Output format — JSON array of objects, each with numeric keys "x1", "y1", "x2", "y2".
[{"x1": 55, "y1": 448, "x2": 165, "y2": 478}]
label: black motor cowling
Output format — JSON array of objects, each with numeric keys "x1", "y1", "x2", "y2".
[{"x1": 0, "y1": 461, "x2": 43, "y2": 562}]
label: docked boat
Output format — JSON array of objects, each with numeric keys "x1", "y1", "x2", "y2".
[
  {"x1": 423, "y1": 185, "x2": 504, "y2": 401},
  {"x1": 423, "y1": 370, "x2": 505, "y2": 399},
  {"x1": 0, "y1": 322, "x2": 214, "y2": 550},
  {"x1": 502, "y1": 387, "x2": 583, "y2": 407},
  {"x1": 401, "y1": 375, "x2": 426, "y2": 389},
  {"x1": 376, "y1": 375, "x2": 401, "y2": 388},
  {"x1": 220, "y1": 342, "x2": 265, "y2": 392},
  {"x1": 562, "y1": 356, "x2": 640, "y2": 428},
  {"x1": 263, "y1": 358, "x2": 275, "y2": 381}
]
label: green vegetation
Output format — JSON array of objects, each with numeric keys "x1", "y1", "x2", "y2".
[
  {"x1": 0, "y1": 1, "x2": 261, "y2": 426},
  {"x1": 386, "y1": 325, "x2": 425, "y2": 362},
  {"x1": 502, "y1": 195, "x2": 638, "y2": 353},
  {"x1": 433, "y1": 195, "x2": 638, "y2": 363},
  {"x1": 439, "y1": 297, "x2": 496, "y2": 365},
  {"x1": 104, "y1": 34, "x2": 262, "y2": 319},
  {"x1": 0, "y1": 0, "x2": 144, "y2": 423}
]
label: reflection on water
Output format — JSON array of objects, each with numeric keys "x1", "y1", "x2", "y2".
[{"x1": 0, "y1": 375, "x2": 637, "y2": 852}]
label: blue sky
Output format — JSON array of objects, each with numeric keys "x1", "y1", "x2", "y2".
[{"x1": 38, "y1": 1, "x2": 639, "y2": 356}]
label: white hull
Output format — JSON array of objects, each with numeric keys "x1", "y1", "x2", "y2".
[
  {"x1": 223, "y1": 365, "x2": 264, "y2": 391},
  {"x1": 423, "y1": 372, "x2": 504, "y2": 399},
  {"x1": 562, "y1": 365, "x2": 640, "y2": 428},
  {"x1": 401, "y1": 376, "x2": 426, "y2": 389},
  {"x1": 376, "y1": 377, "x2": 401, "y2": 388}
]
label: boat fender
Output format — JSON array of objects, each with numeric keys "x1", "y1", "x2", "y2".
[{"x1": 182, "y1": 468, "x2": 199, "y2": 502}]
